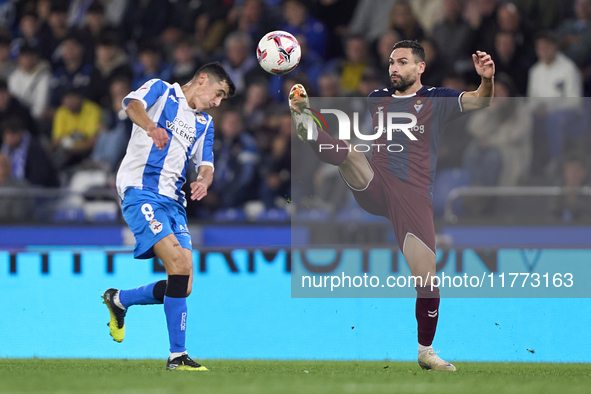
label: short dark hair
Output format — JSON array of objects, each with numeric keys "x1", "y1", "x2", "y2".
[
  {"x1": 535, "y1": 31, "x2": 558, "y2": 45},
  {"x1": 193, "y1": 62, "x2": 236, "y2": 98},
  {"x1": 392, "y1": 40, "x2": 425, "y2": 63},
  {"x1": 1, "y1": 117, "x2": 26, "y2": 133}
]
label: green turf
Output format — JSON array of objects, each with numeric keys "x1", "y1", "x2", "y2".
[{"x1": 0, "y1": 359, "x2": 590, "y2": 394}]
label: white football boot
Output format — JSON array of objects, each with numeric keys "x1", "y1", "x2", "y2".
[
  {"x1": 418, "y1": 349, "x2": 456, "y2": 371},
  {"x1": 288, "y1": 84, "x2": 312, "y2": 142}
]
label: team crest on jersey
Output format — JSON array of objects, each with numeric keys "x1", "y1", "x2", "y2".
[
  {"x1": 149, "y1": 219, "x2": 163, "y2": 235},
  {"x1": 196, "y1": 113, "x2": 207, "y2": 124},
  {"x1": 414, "y1": 100, "x2": 424, "y2": 113}
]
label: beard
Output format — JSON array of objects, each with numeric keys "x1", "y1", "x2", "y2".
[{"x1": 390, "y1": 74, "x2": 416, "y2": 92}]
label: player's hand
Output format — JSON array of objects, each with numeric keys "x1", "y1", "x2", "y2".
[
  {"x1": 472, "y1": 51, "x2": 495, "y2": 80},
  {"x1": 190, "y1": 181, "x2": 208, "y2": 201},
  {"x1": 147, "y1": 124, "x2": 170, "y2": 150}
]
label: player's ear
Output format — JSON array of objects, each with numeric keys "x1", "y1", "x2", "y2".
[
  {"x1": 419, "y1": 61, "x2": 426, "y2": 74},
  {"x1": 196, "y1": 73, "x2": 208, "y2": 85}
]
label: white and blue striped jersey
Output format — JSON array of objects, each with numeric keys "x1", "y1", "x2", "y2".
[{"x1": 116, "y1": 79, "x2": 214, "y2": 206}]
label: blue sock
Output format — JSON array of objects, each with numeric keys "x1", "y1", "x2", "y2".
[
  {"x1": 164, "y1": 296, "x2": 187, "y2": 353},
  {"x1": 119, "y1": 281, "x2": 162, "y2": 308}
]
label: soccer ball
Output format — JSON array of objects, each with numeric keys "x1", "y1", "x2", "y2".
[{"x1": 257, "y1": 31, "x2": 301, "y2": 75}]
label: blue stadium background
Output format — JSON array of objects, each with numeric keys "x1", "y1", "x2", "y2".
[{"x1": 1, "y1": 0, "x2": 591, "y2": 363}]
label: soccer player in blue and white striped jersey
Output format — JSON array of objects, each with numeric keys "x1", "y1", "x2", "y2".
[{"x1": 102, "y1": 62, "x2": 235, "y2": 371}]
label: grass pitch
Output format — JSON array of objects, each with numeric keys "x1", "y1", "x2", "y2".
[{"x1": 0, "y1": 359, "x2": 590, "y2": 394}]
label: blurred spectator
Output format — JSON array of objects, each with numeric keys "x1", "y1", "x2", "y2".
[
  {"x1": 410, "y1": 0, "x2": 443, "y2": 34},
  {"x1": 318, "y1": 73, "x2": 341, "y2": 97},
  {"x1": 463, "y1": 75, "x2": 533, "y2": 187},
  {"x1": 550, "y1": 151, "x2": 591, "y2": 221},
  {"x1": 78, "y1": 1, "x2": 111, "y2": 58},
  {"x1": 432, "y1": 0, "x2": 473, "y2": 69},
  {"x1": 556, "y1": 0, "x2": 591, "y2": 66},
  {"x1": 496, "y1": 2, "x2": 536, "y2": 61},
  {"x1": 208, "y1": 109, "x2": 259, "y2": 209},
  {"x1": 0, "y1": 34, "x2": 16, "y2": 80},
  {"x1": 36, "y1": 0, "x2": 51, "y2": 25},
  {"x1": 94, "y1": 31, "x2": 133, "y2": 106},
  {"x1": 103, "y1": 0, "x2": 129, "y2": 27},
  {"x1": 227, "y1": 0, "x2": 273, "y2": 43},
  {"x1": 0, "y1": 153, "x2": 30, "y2": 222},
  {"x1": 420, "y1": 38, "x2": 446, "y2": 87},
  {"x1": 38, "y1": 3, "x2": 69, "y2": 64},
  {"x1": 11, "y1": 11, "x2": 41, "y2": 59},
  {"x1": 528, "y1": 32, "x2": 584, "y2": 159},
  {"x1": 0, "y1": 80, "x2": 37, "y2": 139},
  {"x1": 465, "y1": 0, "x2": 500, "y2": 55},
  {"x1": 1, "y1": 117, "x2": 58, "y2": 187},
  {"x1": 260, "y1": 110, "x2": 291, "y2": 208},
  {"x1": 220, "y1": 32, "x2": 258, "y2": 96},
  {"x1": 514, "y1": 0, "x2": 575, "y2": 30},
  {"x1": 52, "y1": 88, "x2": 102, "y2": 170},
  {"x1": 493, "y1": 31, "x2": 532, "y2": 95},
  {"x1": 376, "y1": 30, "x2": 401, "y2": 86},
  {"x1": 49, "y1": 34, "x2": 101, "y2": 108},
  {"x1": 91, "y1": 77, "x2": 132, "y2": 172},
  {"x1": 280, "y1": 0, "x2": 328, "y2": 58},
  {"x1": 121, "y1": 0, "x2": 170, "y2": 42},
  {"x1": 528, "y1": 32, "x2": 583, "y2": 99},
  {"x1": 0, "y1": 1, "x2": 16, "y2": 30},
  {"x1": 170, "y1": 37, "x2": 200, "y2": 86},
  {"x1": 316, "y1": 0, "x2": 357, "y2": 59},
  {"x1": 193, "y1": 0, "x2": 231, "y2": 54},
  {"x1": 68, "y1": 0, "x2": 97, "y2": 28},
  {"x1": 348, "y1": 0, "x2": 397, "y2": 43},
  {"x1": 389, "y1": 0, "x2": 425, "y2": 41},
  {"x1": 242, "y1": 79, "x2": 270, "y2": 133},
  {"x1": 132, "y1": 42, "x2": 172, "y2": 90},
  {"x1": 8, "y1": 44, "x2": 51, "y2": 121},
  {"x1": 324, "y1": 35, "x2": 371, "y2": 95}
]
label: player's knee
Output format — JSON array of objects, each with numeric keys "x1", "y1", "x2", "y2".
[{"x1": 169, "y1": 250, "x2": 191, "y2": 275}]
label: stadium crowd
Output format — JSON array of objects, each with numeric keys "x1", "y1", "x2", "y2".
[{"x1": 0, "y1": 0, "x2": 589, "y2": 222}]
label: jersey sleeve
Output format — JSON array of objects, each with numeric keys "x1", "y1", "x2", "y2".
[
  {"x1": 191, "y1": 116, "x2": 215, "y2": 171},
  {"x1": 122, "y1": 79, "x2": 168, "y2": 110},
  {"x1": 435, "y1": 87, "x2": 466, "y2": 123}
]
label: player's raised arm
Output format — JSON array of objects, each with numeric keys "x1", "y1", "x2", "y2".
[
  {"x1": 190, "y1": 165, "x2": 213, "y2": 201},
  {"x1": 125, "y1": 99, "x2": 170, "y2": 150},
  {"x1": 461, "y1": 50, "x2": 496, "y2": 111}
]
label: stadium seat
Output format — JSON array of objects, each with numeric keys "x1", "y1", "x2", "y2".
[
  {"x1": 213, "y1": 208, "x2": 248, "y2": 222},
  {"x1": 52, "y1": 208, "x2": 86, "y2": 222},
  {"x1": 433, "y1": 168, "x2": 471, "y2": 218},
  {"x1": 295, "y1": 208, "x2": 332, "y2": 222},
  {"x1": 256, "y1": 208, "x2": 290, "y2": 222}
]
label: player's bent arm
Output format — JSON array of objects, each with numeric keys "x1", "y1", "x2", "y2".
[
  {"x1": 461, "y1": 77, "x2": 494, "y2": 112},
  {"x1": 190, "y1": 165, "x2": 213, "y2": 201},
  {"x1": 125, "y1": 99, "x2": 170, "y2": 150},
  {"x1": 125, "y1": 99, "x2": 157, "y2": 131}
]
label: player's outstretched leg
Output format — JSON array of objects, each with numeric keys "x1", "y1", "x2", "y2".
[
  {"x1": 102, "y1": 281, "x2": 167, "y2": 342},
  {"x1": 289, "y1": 84, "x2": 373, "y2": 190},
  {"x1": 404, "y1": 235, "x2": 456, "y2": 371}
]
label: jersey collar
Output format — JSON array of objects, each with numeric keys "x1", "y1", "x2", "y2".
[
  {"x1": 173, "y1": 83, "x2": 201, "y2": 114},
  {"x1": 390, "y1": 85, "x2": 431, "y2": 98}
]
